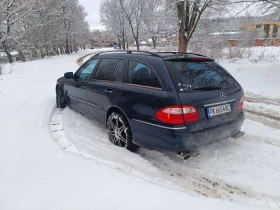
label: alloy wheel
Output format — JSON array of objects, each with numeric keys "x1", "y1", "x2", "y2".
[{"x1": 108, "y1": 113, "x2": 128, "y2": 147}]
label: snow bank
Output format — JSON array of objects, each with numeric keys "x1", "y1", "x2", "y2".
[{"x1": 220, "y1": 59, "x2": 280, "y2": 99}]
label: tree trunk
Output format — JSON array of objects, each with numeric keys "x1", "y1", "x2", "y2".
[
  {"x1": 2, "y1": 40, "x2": 13, "y2": 63},
  {"x1": 74, "y1": 45, "x2": 78, "y2": 53},
  {"x1": 152, "y1": 37, "x2": 157, "y2": 49},
  {"x1": 59, "y1": 47, "x2": 63, "y2": 54},
  {"x1": 65, "y1": 37, "x2": 70, "y2": 54},
  {"x1": 121, "y1": 26, "x2": 126, "y2": 50},
  {"x1": 18, "y1": 50, "x2": 26, "y2": 62},
  {"x1": 40, "y1": 48, "x2": 45, "y2": 58},
  {"x1": 45, "y1": 47, "x2": 50, "y2": 56},
  {"x1": 127, "y1": 41, "x2": 129, "y2": 50},
  {"x1": 54, "y1": 47, "x2": 59, "y2": 55},
  {"x1": 121, "y1": 38, "x2": 125, "y2": 50},
  {"x1": 73, "y1": 37, "x2": 78, "y2": 53},
  {"x1": 135, "y1": 39, "x2": 139, "y2": 50},
  {"x1": 177, "y1": 1, "x2": 188, "y2": 52},
  {"x1": 178, "y1": 30, "x2": 188, "y2": 52}
]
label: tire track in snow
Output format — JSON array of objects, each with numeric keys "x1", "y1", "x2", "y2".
[
  {"x1": 245, "y1": 112, "x2": 280, "y2": 130},
  {"x1": 244, "y1": 96, "x2": 280, "y2": 129},
  {"x1": 245, "y1": 96, "x2": 280, "y2": 106},
  {"x1": 49, "y1": 108, "x2": 80, "y2": 152},
  {"x1": 47, "y1": 107, "x2": 278, "y2": 208}
]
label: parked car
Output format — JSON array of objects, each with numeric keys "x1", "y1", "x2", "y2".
[
  {"x1": 56, "y1": 51, "x2": 245, "y2": 158},
  {"x1": 114, "y1": 45, "x2": 120, "y2": 49}
]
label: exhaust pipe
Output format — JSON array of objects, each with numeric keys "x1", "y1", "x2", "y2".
[
  {"x1": 177, "y1": 150, "x2": 199, "y2": 160},
  {"x1": 231, "y1": 130, "x2": 245, "y2": 139}
]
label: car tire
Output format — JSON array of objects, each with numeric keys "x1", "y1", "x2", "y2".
[
  {"x1": 107, "y1": 112, "x2": 139, "y2": 152},
  {"x1": 56, "y1": 87, "x2": 66, "y2": 109}
]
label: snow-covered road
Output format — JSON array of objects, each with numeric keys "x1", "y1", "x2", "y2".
[{"x1": 1, "y1": 49, "x2": 279, "y2": 209}]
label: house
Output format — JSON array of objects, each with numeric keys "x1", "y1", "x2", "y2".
[
  {"x1": 238, "y1": 21, "x2": 280, "y2": 46},
  {"x1": 209, "y1": 30, "x2": 240, "y2": 46},
  {"x1": 103, "y1": 39, "x2": 117, "y2": 48}
]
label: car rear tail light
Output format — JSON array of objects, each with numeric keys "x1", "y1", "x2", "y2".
[
  {"x1": 155, "y1": 105, "x2": 199, "y2": 125},
  {"x1": 182, "y1": 105, "x2": 199, "y2": 123},
  {"x1": 236, "y1": 96, "x2": 244, "y2": 111}
]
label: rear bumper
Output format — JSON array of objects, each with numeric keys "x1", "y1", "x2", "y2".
[{"x1": 130, "y1": 111, "x2": 245, "y2": 152}]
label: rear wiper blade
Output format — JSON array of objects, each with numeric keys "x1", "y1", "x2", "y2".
[{"x1": 193, "y1": 85, "x2": 222, "y2": 91}]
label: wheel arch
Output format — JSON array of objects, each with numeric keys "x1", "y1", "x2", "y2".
[
  {"x1": 56, "y1": 84, "x2": 62, "y2": 92},
  {"x1": 106, "y1": 106, "x2": 129, "y2": 124},
  {"x1": 56, "y1": 83, "x2": 65, "y2": 94}
]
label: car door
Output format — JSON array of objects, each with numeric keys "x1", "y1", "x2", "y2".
[
  {"x1": 86, "y1": 58, "x2": 124, "y2": 123},
  {"x1": 119, "y1": 59, "x2": 172, "y2": 123},
  {"x1": 66, "y1": 58, "x2": 100, "y2": 114}
]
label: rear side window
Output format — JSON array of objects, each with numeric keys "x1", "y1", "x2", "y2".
[
  {"x1": 111, "y1": 59, "x2": 125, "y2": 82},
  {"x1": 165, "y1": 61, "x2": 239, "y2": 92},
  {"x1": 128, "y1": 61, "x2": 161, "y2": 88},
  {"x1": 95, "y1": 58, "x2": 118, "y2": 80}
]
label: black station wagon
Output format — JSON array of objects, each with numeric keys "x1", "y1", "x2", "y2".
[{"x1": 56, "y1": 51, "x2": 245, "y2": 159}]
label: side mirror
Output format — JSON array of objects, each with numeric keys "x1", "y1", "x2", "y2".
[{"x1": 64, "y1": 72, "x2": 74, "y2": 79}]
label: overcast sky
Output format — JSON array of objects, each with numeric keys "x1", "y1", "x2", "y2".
[{"x1": 79, "y1": 0, "x2": 105, "y2": 30}]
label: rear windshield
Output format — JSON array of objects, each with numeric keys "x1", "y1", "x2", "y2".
[{"x1": 165, "y1": 61, "x2": 239, "y2": 92}]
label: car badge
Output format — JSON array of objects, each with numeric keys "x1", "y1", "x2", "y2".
[{"x1": 220, "y1": 92, "x2": 225, "y2": 99}]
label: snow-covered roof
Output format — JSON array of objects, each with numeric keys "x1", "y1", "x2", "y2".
[{"x1": 209, "y1": 32, "x2": 241, "y2": 35}]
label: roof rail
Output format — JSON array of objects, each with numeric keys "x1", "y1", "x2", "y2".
[
  {"x1": 155, "y1": 52, "x2": 207, "y2": 57},
  {"x1": 93, "y1": 50, "x2": 208, "y2": 58},
  {"x1": 95, "y1": 50, "x2": 162, "y2": 57}
]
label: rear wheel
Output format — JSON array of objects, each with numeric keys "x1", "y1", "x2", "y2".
[
  {"x1": 107, "y1": 112, "x2": 139, "y2": 152},
  {"x1": 56, "y1": 87, "x2": 66, "y2": 109}
]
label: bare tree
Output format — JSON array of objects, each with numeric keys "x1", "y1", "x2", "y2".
[
  {"x1": 142, "y1": 0, "x2": 176, "y2": 49},
  {"x1": 232, "y1": 0, "x2": 280, "y2": 12},
  {"x1": 100, "y1": 0, "x2": 130, "y2": 50},
  {"x1": 0, "y1": 0, "x2": 35, "y2": 63},
  {"x1": 0, "y1": 0, "x2": 91, "y2": 62},
  {"x1": 119, "y1": 0, "x2": 144, "y2": 50},
  {"x1": 175, "y1": 0, "x2": 216, "y2": 52},
  {"x1": 89, "y1": 30, "x2": 104, "y2": 49}
]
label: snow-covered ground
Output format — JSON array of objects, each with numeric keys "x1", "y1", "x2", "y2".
[
  {"x1": 221, "y1": 59, "x2": 280, "y2": 99},
  {"x1": 1, "y1": 49, "x2": 280, "y2": 210}
]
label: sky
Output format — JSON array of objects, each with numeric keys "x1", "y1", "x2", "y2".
[{"x1": 79, "y1": 0, "x2": 105, "y2": 31}]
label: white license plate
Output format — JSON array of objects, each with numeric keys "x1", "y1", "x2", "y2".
[{"x1": 207, "y1": 104, "x2": 231, "y2": 117}]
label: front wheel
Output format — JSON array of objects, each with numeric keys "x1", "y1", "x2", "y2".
[
  {"x1": 107, "y1": 112, "x2": 139, "y2": 152},
  {"x1": 56, "y1": 87, "x2": 66, "y2": 109}
]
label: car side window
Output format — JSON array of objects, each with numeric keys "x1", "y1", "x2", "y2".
[
  {"x1": 128, "y1": 61, "x2": 161, "y2": 88},
  {"x1": 95, "y1": 58, "x2": 118, "y2": 81},
  {"x1": 77, "y1": 59, "x2": 99, "y2": 80},
  {"x1": 111, "y1": 60, "x2": 125, "y2": 82}
]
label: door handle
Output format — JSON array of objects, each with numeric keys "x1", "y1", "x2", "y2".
[
  {"x1": 104, "y1": 89, "x2": 113, "y2": 94},
  {"x1": 82, "y1": 85, "x2": 87, "y2": 89}
]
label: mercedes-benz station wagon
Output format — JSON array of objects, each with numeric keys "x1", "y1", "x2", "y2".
[{"x1": 56, "y1": 51, "x2": 245, "y2": 159}]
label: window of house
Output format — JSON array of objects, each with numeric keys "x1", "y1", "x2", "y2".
[
  {"x1": 264, "y1": 24, "x2": 270, "y2": 38},
  {"x1": 95, "y1": 59, "x2": 118, "y2": 80},
  {"x1": 272, "y1": 24, "x2": 278, "y2": 38},
  {"x1": 264, "y1": 24, "x2": 270, "y2": 30},
  {"x1": 256, "y1": 25, "x2": 262, "y2": 29},
  {"x1": 128, "y1": 61, "x2": 161, "y2": 89}
]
